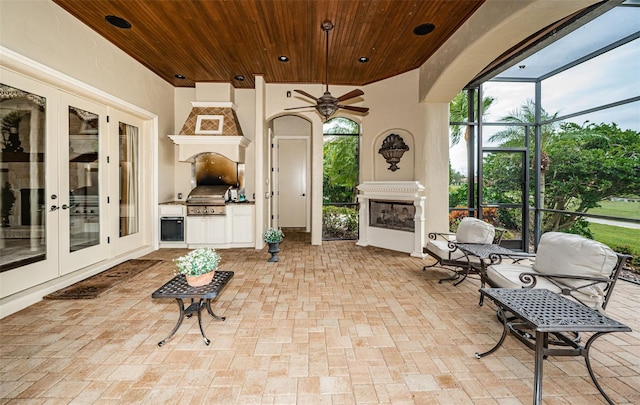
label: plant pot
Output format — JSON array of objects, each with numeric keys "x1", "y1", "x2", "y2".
[
  {"x1": 185, "y1": 271, "x2": 215, "y2": 287},
  {"x1": 267, "y1": 241, "x2": 281, "y2": 262}
]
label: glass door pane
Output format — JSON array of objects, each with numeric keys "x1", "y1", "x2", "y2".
[
  {"x1": 0, "y1": 84, "x2": 47, "y2": 271},
  {"x1": 59, "y1": 93, "x2": 107, "y2": 275},
  {"x1": 68, "y1": 106, "x2": 100, "y2": 252},
  {"x1": 119, "y1": 122, "x2": 139, "y2": 237}
]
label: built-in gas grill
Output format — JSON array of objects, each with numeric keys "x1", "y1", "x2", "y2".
[{"x1": 186, "y1": 185, "x2": 229, "y2": 216}]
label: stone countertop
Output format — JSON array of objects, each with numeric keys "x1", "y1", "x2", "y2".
[{"x1": 159, "y1": 200, "x2": 255, "y2": 205}]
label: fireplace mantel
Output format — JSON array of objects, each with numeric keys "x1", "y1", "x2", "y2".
[{"x1": 356, "y1": 181, "x2": 426, "y2": 257}]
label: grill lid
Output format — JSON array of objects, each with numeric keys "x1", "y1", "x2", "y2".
[{"x1": 186, "y1": 185, "x2": 230, "y2": 205}]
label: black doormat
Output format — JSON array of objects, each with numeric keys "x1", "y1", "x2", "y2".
[{"x1": 43, "y1": 259, "x2": 162, "y2": 300}]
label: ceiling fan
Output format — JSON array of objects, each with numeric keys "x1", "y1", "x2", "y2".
[{"x1": 285, "y1": 21, "x2": 369, "y2": 120}]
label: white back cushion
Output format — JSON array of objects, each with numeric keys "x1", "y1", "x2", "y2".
[
  {"x1": 533, "y1": 232, "x2": 618, "y2": 278},
  {"x1": 455, "y1": 217, "x2": 495, "y2": 244}
]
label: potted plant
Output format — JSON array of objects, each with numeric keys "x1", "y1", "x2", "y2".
[
  {"x1": 1, "y1": 182, "x2": 16, "y2": 227},
  {"x1": 1, "y1": 111, "x2": 26, "y2": 152},
  {"x1": 263, "y1": 227, "x2": 284, "y2": 262},
  {"x1": 173, "y1": 247, "x2": 221, "y2": 287}
]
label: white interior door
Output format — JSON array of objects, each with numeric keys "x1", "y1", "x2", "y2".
[{"x1": 276, "y1": 138, "x2": 308, "y2": 228}]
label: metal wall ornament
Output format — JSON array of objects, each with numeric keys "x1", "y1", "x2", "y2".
[{"x1": 378, "y1": 133, "x2": 409, "y2": 171}]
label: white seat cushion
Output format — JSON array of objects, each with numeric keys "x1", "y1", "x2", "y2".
[
  {"x1": 532, "y1": 232, "x2": 617, "y2": 308},
  {"x1": 455, "y1": 217, "x2": 495, "y2": 244},
  {"x1": 426, "y1": 240, "x2": 483, "y2": 264},
  {"x1": 533, "y1": 232, "x2": 618, "y2": 278},
  {"x1": 486, "y1": 262, "x2": 604, "y2": 310}
]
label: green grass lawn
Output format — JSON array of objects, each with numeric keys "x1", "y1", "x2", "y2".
[
  {"x1": 589, "y1": 222, "x2": 640, "y2": 259},
  {"x1": 589, "y1": 200, "x2": 640, "y2": 220}
]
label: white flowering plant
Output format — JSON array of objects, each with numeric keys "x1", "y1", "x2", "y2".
[
  {"x1": 263, "y1": 227, "x2": 284, "y2": 243},
  {"x1": 173, "y1": 247, "x2": 221, "y2": 277}
]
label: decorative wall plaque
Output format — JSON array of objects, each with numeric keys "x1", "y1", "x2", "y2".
[
  {"x1": 378, "y1": 133, "x2": 409, "y2": 171},
  {"x1": 195, "y1": 115, "x2": 224, "y2": 134}
]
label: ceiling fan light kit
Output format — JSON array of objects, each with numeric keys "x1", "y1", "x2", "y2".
[{"x1": 284, "y1": 20, "x2": 369, "y2": 121}]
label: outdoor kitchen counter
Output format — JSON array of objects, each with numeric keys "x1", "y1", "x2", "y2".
[
  {"x1": 184, "y1": 203, "x2": 255, "y2": 248},
  {"x1": 158, "y1": 201, "x2": 255, "y2": 248},
  {"x1": 159, "y1": 201, "x2": 255, "y2": 205}
]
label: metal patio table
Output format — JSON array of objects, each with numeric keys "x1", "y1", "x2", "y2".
[
  {"x1": 477, "y1": 288, "x2": 631, "y2": 405},
  {"x1": 151, "y1": 270, "x2": 234, "y2": 346},
  {"x1": 451, "y1": 242, "x2": 521, "y2": 288}
]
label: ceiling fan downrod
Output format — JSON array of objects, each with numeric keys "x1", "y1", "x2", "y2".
[{"x1": 321, "y1": 21, "x2": 334, "y2": 94}]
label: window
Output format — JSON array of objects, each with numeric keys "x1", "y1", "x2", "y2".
[
  {"x1": 322, "y1": 117, "x2": 360, "y2": 240},
  {"x1": 119, "y1": 121, "x2": 139, "y2": 237}
]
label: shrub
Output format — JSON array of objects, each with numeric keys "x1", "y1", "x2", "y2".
[
  {"x1": 322, "y1": 205, "x2": 358, "y2": 239},
  {"x1": 448, "y1": 207, "x2": 499, "y2": 232},
  {"x1": 613, "y1": 245, "x2": 640, "y2": 270}
]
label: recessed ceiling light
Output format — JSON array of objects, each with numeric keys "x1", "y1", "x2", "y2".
[
  {"x1": 234, "y1": 75, "x2": 245, "y2": 81},
  {"x1": 174, "y1": 74, "x2": 185, "y2": 79},
  {"x1": 278, "y1": 55, "x2": 289, "y2": 62},
  {"x1": 105, "y1": 15, "x2": 132, "y2": 29},
  {"x1": 413, "y1": 23, "x2": 435, "y2": 36},
  {"x1": 358, "y1": 57, "x2": 369, "y2": 63}
]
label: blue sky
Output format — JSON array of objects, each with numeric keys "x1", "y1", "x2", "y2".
[{"x1": 449, "y1": 32, "x2": 639, "y2": 174}]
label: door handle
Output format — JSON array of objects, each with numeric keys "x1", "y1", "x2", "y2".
[
  {"x1": 301, "y1": 193, "x2": 306, "y2": 196},
  {"x1": 50, "y1": 205, "x2": 59, "y2": 212},
  {"x1": 61, "y1": 204, "x2": 70, "y2": 210}
]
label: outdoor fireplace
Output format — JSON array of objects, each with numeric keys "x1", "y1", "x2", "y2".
[{"x1": 357, "y1": 181, "x2": 426, "y2": 257}]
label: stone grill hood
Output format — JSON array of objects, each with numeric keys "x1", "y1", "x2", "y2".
[{"x1": 168, "y1": 102, "x2": 251, "y2": 163}]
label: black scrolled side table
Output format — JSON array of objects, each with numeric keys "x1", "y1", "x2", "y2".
[
  {"x1": 151, "y1": 270, "x2": 234, "y2": 346},
  {"x1": 477, "y1": 288, "x2": 631, "y2": 405}
]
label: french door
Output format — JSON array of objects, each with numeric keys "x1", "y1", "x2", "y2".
[
  {"x1": 58, "y1": 93, "x2": 108, "y2": 274},
  {"x1": 108, "y1": 110, "x2": 144, "y2": 256},
  {"x1": 1, "y1": 72, "x2": 109, "y2": 297},
  {"x1": 1, "y1": 70, "x2": 60, "y2": 297}
]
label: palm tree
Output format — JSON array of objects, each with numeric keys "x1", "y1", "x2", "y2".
[
  {"x1": 448, "y1": 90, "x2": 494, "y2": 213},
  {"x1": 449, "y1": 90, "x2": 495, "y2": 147},
  {"x1": 489, "y1": 99, "x2": 559, "y2": 210}
]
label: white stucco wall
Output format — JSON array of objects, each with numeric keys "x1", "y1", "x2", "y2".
[{"x1": 1, "y1": 0, "x2": 175, "y2": 200}]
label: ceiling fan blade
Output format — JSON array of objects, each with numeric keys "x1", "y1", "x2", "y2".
[
  {"x1": 293, "y1": 89, "x2": 320, "y2": 101},
  {"x1": 338, "y1": 105, "x2": 369, "y2": 113},
  {"x1": 336, "y1": 89, "x2": 364, "y2": 102},
  {"x1": 284, "y1": 105, "x2": 315, "y2": 110}
]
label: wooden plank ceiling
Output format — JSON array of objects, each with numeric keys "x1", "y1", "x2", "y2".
[{"x1": 52, "y1": 0, "x2": 484, "y2": 89}]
